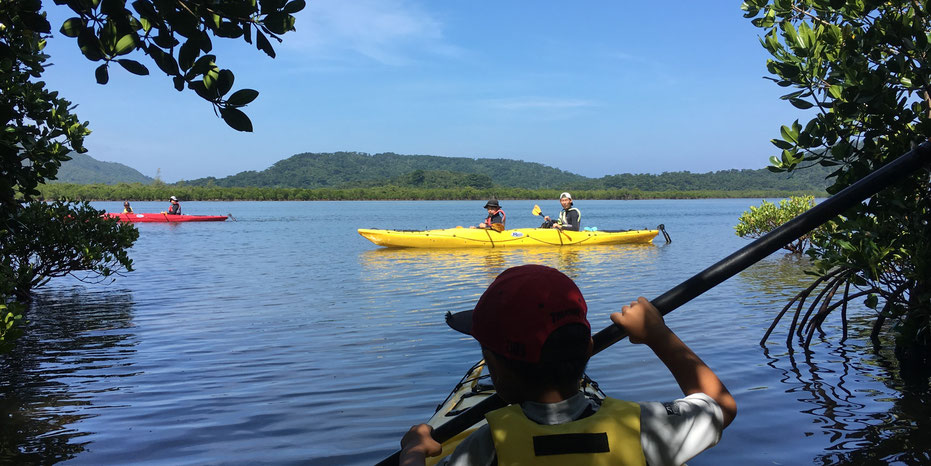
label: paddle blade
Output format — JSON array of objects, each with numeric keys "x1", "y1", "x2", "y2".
[{"x1": 531, "y1": 205, "x2": 542, "y2": 216}]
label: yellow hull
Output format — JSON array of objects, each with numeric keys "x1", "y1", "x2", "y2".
[{"x1": 357, "y1": 227, "x2": 658, "y2": 248}]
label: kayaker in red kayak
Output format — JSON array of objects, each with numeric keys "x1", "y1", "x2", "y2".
[
  {"x1": 166, "y1": 196, "x2": 181, "y2": 215},
  {"x1": 122, "y1": 201, "x2": 133, "y2": 213},
  {"x1": 400, "y1": 265, "x2": 737, "y2": 466},
  {"x1": 472, "y1": 199, "x2": 505, "y2": 232}
]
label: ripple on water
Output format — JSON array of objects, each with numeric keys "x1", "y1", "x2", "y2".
[{"x1": 2, "y1": 200, "x2": 928, "y2": 465}]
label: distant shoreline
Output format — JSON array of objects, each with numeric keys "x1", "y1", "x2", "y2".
[{"x1": 38, "y1": 183, "x2": 825, "y2": 202}]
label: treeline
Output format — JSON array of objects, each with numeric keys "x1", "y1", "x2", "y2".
[
  {"x1": 181, "y1": 151, "x2": 834, "y2": 192},
  {"x1": 38, "y1": 183, "x2": 825, "y2": 201}
]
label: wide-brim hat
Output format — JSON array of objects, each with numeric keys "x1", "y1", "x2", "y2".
[{"x1": 483, "y1": 199, "x2": 500, "y2": 209}]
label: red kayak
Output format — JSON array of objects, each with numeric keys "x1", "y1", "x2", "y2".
[{"x1": 105, "y1": 213, "x2": 228, "y2": 223}]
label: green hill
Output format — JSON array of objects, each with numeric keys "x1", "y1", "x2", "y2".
[
  {"x1": 185, "y1": 152, "x2": 591, "y2": 189},
  {"x1": 54, "y1": 153, "x2": 153, "y2": 184},
  {"x1": 185, "y1": 151, "x2": 832, "y2": 191}
]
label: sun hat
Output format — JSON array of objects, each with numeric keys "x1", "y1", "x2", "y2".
[
  {"x1": 559, "y1": 192, "x2": 572, "y2": 200},
  {"x1": 446, "y1": 264, "x2": 589, "y2": 363},
  {"x1": 170, "y1": 196, "x2": 178, "y2": 201},
  {"x1": 483, "y1": 199, "x2": 500, "y2": 209}
]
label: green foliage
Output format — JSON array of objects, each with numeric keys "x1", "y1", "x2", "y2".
[
  {"x1": 0, "y1": 299, "x2": 25, "y2": 354},
  {"x1": 0, "y1": 0, "x2": 91, "y2": 215},
  {"x1": 0, "y1": 200, "x2": 139, "y2": 301},
  {"x1": 744, "y1": 0, "x2": 931, "y2": 374},
  {"x1": 735, "y1": 196, "x2": 821, "y2": 253},
  {"x1": 52, "y1": 0, "x2": 304, "y2": 131}
]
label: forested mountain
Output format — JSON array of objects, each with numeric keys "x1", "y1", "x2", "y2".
[
  {"x1": 184, "y1": 152, "x2": 591, "y2": 189},
  {"x1": 184, "y1": 151, "x2": 832, "y2": 191},
  {"x1": 54, "y1": 154, "x2": 153, "y2": 184}
]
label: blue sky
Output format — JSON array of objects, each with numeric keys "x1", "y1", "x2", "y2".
[{"x1": 41, "y1": 1, "x2": 804, "y2": 183}]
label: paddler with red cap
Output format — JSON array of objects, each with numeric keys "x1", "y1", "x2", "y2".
[{"x1": 399, "y1": 264, "x2": 737, "y2": 466}]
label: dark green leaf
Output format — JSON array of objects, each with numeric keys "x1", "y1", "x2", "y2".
[
  {"x1": 771, "y1": 138, "x2": 794, "y2": 150},
  {"x1": 255, "y1": 30, "x2": 276, "y2": 58},
  {"x1": 60, "y1": 17, "x2": 84, "y2": 38},
  {"x1": 179, "y1": 39, "x2": 199, "y2": 70},
  {"x1": 114, "y1": 34, "x2": 137, "y2": 55},
  {"x1": 78, "y1": 27, "x2": 105, "y2": 61},
  {"x1": 227, "y1": 89, "x2": 259, "y2": 106},
  {"x1": 220, "y1": 107, "x2": 254, "y2": 132},
  {"x1": 263, "y1": 12, "x2": 293, "y2": 35},
  {"x1": 173, "y1": 76, "x2": 184, "y2": 91},
  {"x1": 117, "y1": 59, "x2": 149, "y2": 75},
  {"x1": 283, "y1": 0, "x2": 305, "y2": 14},
  {"x1": 95, "y1": 64, "x2": 109, "y2": 84},
  {"x1": 216, "y1": 69, "x2": 234, "y2": 96},
  {"x1": 148, "y1": 46, "x2": 180, "y2": 76},
  {"x1": 789, "y1": 98, "x2": 815, "y2": 109},
  {"x1": 189, "y1": 80, "x2": 214, "y2": 100}
]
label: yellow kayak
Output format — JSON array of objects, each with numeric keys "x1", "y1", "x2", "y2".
[{"x1": 357, "y1": 227, "x2": 659, "y2": 248}]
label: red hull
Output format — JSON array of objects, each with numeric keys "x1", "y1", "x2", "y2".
[{"x1": 105, "y1": 213, "x2": 228, "y2": 223}]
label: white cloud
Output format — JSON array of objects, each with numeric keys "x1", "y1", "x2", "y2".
[{"x1": 288, "y1": 0, "x2": 458, "y2": 66}]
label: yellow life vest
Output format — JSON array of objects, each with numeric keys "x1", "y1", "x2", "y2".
[{"x1": 486, "y1": 397, "x2": 645, "y2": 466}]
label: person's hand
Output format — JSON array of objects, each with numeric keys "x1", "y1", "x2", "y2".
[
  {"x1": 400, "y1": 424, "x2": 442, "y2": 465},
  {"x1": 553, "y1": 223, "x2": 562, "y2": 229},
  {"x1": 544, "y1": 215, "x2": 551, "y2": 221},
  {"x1": 610, "y1": 297, "x2": 670, "y2": 346}
]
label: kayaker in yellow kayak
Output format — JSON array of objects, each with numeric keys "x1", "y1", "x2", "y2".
[
  {"x1": 543, "y1": 192, "x2": 581, "y2": 231},
  {"x1": 166, "y1": 196, "x2": 181, "y2": 215},
  {"x1": 122, "y1": 201, "x2": 134, "y2": 213},
  {"x1": 472, "y1": 199, "x2": 505, "y2": 232},
  {"x1": 400, "y1": 265, "x2": 737, "y2": 465}
]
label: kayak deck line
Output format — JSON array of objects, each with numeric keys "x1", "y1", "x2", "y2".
[{"x1": 358, "y1": 227, "x2": 659, "y2": 248}]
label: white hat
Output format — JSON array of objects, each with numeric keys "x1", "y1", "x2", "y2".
[
  {"x1": 170, "y1": 196, "x2": 178, "y2": 201},
  {"x1": 559, "y1": 192, "x2": 572, "y2": 200}
]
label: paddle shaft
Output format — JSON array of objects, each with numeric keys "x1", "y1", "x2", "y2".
[{"x1": 379, "y1": 142, "x2": 931, "y2": 466}]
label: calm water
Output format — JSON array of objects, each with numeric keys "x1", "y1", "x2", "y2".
[{"x1": 2, "y1": 200, "x2": 928, "y2": 464}]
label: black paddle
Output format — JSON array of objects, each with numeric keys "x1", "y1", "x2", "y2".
[{"x1": 377, "y1": 142, "x2": 931, "y2": 466}]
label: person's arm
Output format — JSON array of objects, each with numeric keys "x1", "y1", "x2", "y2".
[
  {"x1": 400, "y1": 424, "x2": 442, "y2": 466},
  {"x1": 610, "y1": 297, "x2": 737, "y2": 427}
]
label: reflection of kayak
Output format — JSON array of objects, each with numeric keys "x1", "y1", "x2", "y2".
[
  {"x1": 423, "y1": 360, "x2": 605, "y2": 465},
  {"x1": 105, "y1": 213, "x2": 228, "y2": 223},
  {"x1": 358, "y1": 227, "x2": 659, "y2": 248}
]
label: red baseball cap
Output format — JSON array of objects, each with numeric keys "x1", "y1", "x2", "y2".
[{"x1": 446, "y1": 264, "x2": 589, "y2": 363}]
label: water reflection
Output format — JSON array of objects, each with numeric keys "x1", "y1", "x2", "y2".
[
  {"x1": 358, "y1": 243, "x2": 659, "y2": 282},
  {"x1": 762, "y1": 321, "x2": 931, "y2": 465},
  {"x1": 736, "y1": 254, "x2": 814, "y2": 302},
  {"x1": 0, "y1": 288, "x2": 137, "y2": 464}
]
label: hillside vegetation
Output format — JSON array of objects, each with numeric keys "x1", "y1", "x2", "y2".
[
  {"x1": 50, "y1": 151, "x2": 833, "y2": 201},
  {"x1": 182, "y1": 151, "x2": 833, "y2": 191},
  {"x1": 54, "y1": 154, "x2": 153, "y2": 184}
]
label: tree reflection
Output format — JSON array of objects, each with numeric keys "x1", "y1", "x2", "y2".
[
  {"x1": 0, "y1": 288, "x2": 136, "y2": 463},
  {"x1": 762, "y1": 322, "x2": 930, "y2": 465}
]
